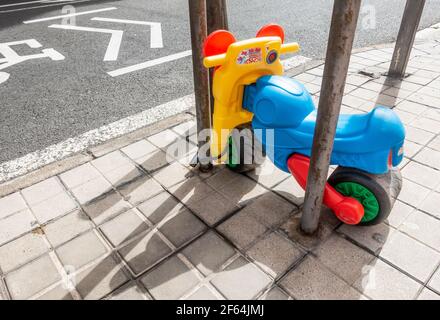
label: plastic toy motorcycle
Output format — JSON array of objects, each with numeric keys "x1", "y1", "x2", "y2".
[{"x1": 203, "y1": 24, "x2": 405, "y2": 226}]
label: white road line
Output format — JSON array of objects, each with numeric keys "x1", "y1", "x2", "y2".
[
  {"x1": 0, "y1": 95, "x2": 195, "y2": 183},
  {"x1": 108, "y1": 50, "x2": 192, "y2": 77},
  {"x1": 23, "y1": 7, "x2": 117, "y2": 24},
  {"x1": 49, "y1": 24, "x2": 123, "y2": 61},
  {"x1": 91, "y1": 17, "x2": 163, "y2": 48}
]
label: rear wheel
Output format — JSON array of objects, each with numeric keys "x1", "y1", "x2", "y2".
[
  {"x1": 226, "y1": 123, "x2": 265, "y2": 173},
  {"x1": 328, "y1": 166, "x2": 402, "y2": 226}
]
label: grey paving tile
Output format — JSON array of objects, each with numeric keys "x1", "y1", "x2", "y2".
[
  {"x1": 43, "y1": 210, "x2": 93, "y2": 248},
  {"x1": 140, "y1": 255, "x2": 200, "y2": 300},
  {"x1": 380, "y1": 231, "x2": 440, "y2": 282},
  {"x1": 118, "y1": 231, "x2": 172, "y2": 275},
  {"x1": 82, "y1": 190, "x2": 131, "y2": 225},
  {"x1": 91, "y1": 151, "x2": 132, "y2": 173},
  {"x1": 402, "y1": 140, "x2": 423, "y2": 158},
  {"x1": 350, "y1": 87, "x2": 379, "y2": 100},
  {"x1": 0, "y1": 209, "x2": 38, "y2": 246},
  {"x1": 101, "y1": 164, "x2": 144, "y2": 188},
  {"x1": 414, "y1": 147, "x2": 440, "y2": 170},
  {"x1": 36, "y1": 285, "x2": 73, "y2": 300},
  {"x1": 106, "y1": 282, "x2": 148, "y2": 300},
  {"x1": 137, "y1": 191, "x2": 183, "y2": 225},
  {"x1": 338, "y1": 222, "x2": 395, "y2": 254},
  {"x1": 238, "y1": 192, "x2": 296, "y2": 229},
  {"x1": 22, "y1": 177, "x2": 65, "y2": 205},
  {"x1": 428, "y1": 136, "x2": 440, "y2": 152},
  {"x1": 0, "y1": 232, "x2": 48, "y2": 274},
  {"x1": 0, "y1": 192, "x2": 27, "y2": 219},
  {"x1": 59, "y1": 163, "x2": 102, "y2": 190},
  {"x1": 314, "y1": 234, "x2": 375, "y2": 285},
  {"x1": 147, "y1": 129, "x2": 180, "y2": 149},
  {"x1": 280, "y1": 213, "x2": 336, "y2": 251},
  {"x1": 260, "y1": 286, "x2": 290, "y2": 300},
  {"x1": 219, "y1": 181, "x2": 269, "y2": 208},
  {"x1": 30, "y1": 191, "x2": 77, "y2": 224},
  {"x1": 247, "y1": 232, "x2": 304, "y2": 278},
  {"x1": 401, "y1": 161, "x2": 440, "y2": 189},
  {"x1": 395, "y1": 100, "x2": 429, "y2": 115},
  {"x1": 428, "y1": 268, "x2": 440, "y2": 293},
  {"x1": 118, "y1": 176, "x2": 164, "y2": 206},
  {"x1": 152, "y1": 161, "x2": 192, "y2": 188},
  {"x1": 405, "y1": 126, "x2": 435, "y2": 145},
  {"x1": 121, "y1": 139, "x2": 157, "y2": 160},
  {"x1": 205, "y1": 168, "x2": 242, "y2": 190},
  {"x1": 386, "y1": 200, "x2": 415, "y2": 228},
  {"x1": 407, "y1": 92, "x2": 440, "y2": 108},
  {"x1": 100, "y1": 209, "x2": 149, "y2": 247},
  {"x1": 158, "y1": 209, "x2": 206, "y2": 248},
  {"x1": 134, "y1": 148, "x2": 170, "y2": 172},
  {"x1": 217, "y1": 209, "x2": 268, "y2": 250},
  {"x1": 417, "y1": 288, "x2": 440, "y2": 300},
  {"x1": 0, "y1": 280, "x2": 8, "y2": 300},
  {"x1": 75, "y1": 255, "x2": 129, "y2": 300},
  {"x1": 353, "y1": 258, "x2": 421, "y2": 300},
  {"x1": 185, "y1": 285, "x2": 220, "y2": 300},
  {"x1": 5, "y1": 254, "x2": 61, "y2": 300},
  {"x1": 165, "y1": 136, "x2": 197, "y2": 162},
  {"x1": 168, "y1": 176, "x2": 215, "y2": 203},
  {"x1": 400, "y1": 210, "x2": 440, "y2": 250},
  {"x1": 419, "y1": 191, "x2": 440, "y2": 218},
  {"x1": 70, "y1": 176, "x2": 113, "y2": 205},
  {"x1": 398, "y1": 178, "x2": 431, "y2": 207},
  {"x1": 182, "y1": 231, "x2": 236, "y2": 276},
  {"x1": 211, "y1": 257, "x2": 271, "y2": 300},
  {"x1": 171, "y1": 120, "x2": 196, "y2": 137},
  {"x1": 394, "y1": 109, "x2": 418, "y2": 125},
  {"x1": 423, "y1": 108, "x2": 440, "y2": 122},
  {"x1": 56, "y1": 231, "x2": 108, "y2": 270},
  {"x1": 273, "y1": 177, "x2": 305, "y2": 206},
  {"x1": 410, "y1": 117, "x2": 440, "y2": 134},
  {"x1": 186, "y1": 190, "x2": 240, "y2": 226},
  {"x1": 280, "y1": 256, "x2": 363, "y2": 300},
  {"x1": 346, "y1": 74, "x2": 370, "y2": 86}
]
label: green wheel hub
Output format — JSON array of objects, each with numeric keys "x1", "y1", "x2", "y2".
[
  {"x1": 226, "y1": 136, "x2": 239, "y2": 168},
  {"x1": 335, "y1": 182, "x2": 380, "y2": 223}
]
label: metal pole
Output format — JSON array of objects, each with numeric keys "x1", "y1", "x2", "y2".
[
  {"x1": 188, "y1": 0, "x2": 212, "y2": 171},
  {"x1": 207, "y1": 0, "x2": 228, "y2": 33},
  {"x1": 388, "y1": 0, "x2": 426, "y2": 78},
  {"x1": 301, "y1": 0, "x2": 361, "y2": 235},
  {"x1": 206, "y1": 0, "x2": 229, "y2": 123}
]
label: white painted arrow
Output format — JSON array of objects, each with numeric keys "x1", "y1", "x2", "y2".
[
  {"x1": 48, "y1": 24, "x2": 123, "y2": 61},
  {"x1": 91, "y1": 17, "x2": 163, "y2": 48}
]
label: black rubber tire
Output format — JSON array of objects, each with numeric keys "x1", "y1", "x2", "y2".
[
  {"x1": 327, "y1": 166, "x2": 402, "y2": 226},
  {"x1": 227, "y1": 123, "x2": 265, "y2": 173}
]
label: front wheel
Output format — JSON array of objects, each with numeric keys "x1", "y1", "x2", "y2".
[
  {"x1": 226, "y1": 123, "x2": 265, "y2": 173},
  {"x1": 327, "y1": 166, "x2": 402, "y2": 226}
]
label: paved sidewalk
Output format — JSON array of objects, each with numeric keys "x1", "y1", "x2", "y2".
[{"x1": 1, "y1": 28, "x2": 440, "y2": 300}]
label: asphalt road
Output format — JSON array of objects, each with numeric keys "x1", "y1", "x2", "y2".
[{"x1": 1, "y1": 0, "x2": 440, "y2": 164}]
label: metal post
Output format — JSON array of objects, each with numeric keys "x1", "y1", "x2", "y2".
[
  {"x1": 206, "y1": 0, "x2": 229, "y2": 123},
  {"x1": 188, "y1": 0, "x2": 212, "y2": 171},
  {"x1": 207, "y1": 0, "x2": 228, "y2": 33},
  {"x1": 389, "y1": 0, "x2": 426, "y2": 78},
  {"x1": 301, "y1": 0, "x2": 361, "y2": 235}
]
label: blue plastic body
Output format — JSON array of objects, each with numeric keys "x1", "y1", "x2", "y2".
[{"x1": 243, "y1": 75, "x2": 406, "y2": 174}]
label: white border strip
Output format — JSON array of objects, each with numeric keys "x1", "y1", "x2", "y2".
[
  {"x1": 0, "y1": 94, "x2": 194, "y2": 183},
  {"x1": 23, "y1": 6, "x2": 117, "y2": 24},
  {"x1": 108, "y1": 50, "x2": 192, "y2": 77}
]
